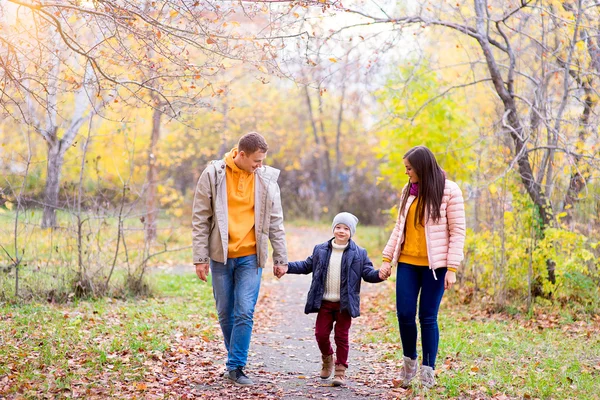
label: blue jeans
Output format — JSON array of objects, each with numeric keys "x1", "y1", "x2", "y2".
[
  {"x1": 396, "y1": 263, "x2": 447, "y2": 368},
  {"x1": 210, "y1": 255, "x2": 262, "y2": 371}
]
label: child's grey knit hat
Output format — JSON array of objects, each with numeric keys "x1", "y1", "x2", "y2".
[{"x1": 332, "y1": 212, "x2": 359, "y2": 237}]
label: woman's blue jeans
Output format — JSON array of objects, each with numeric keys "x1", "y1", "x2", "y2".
[
  {"x1": 396, "y1": 263, "x2": 447, "y2": 368},
  {"x1": 210, "y1": 255, "x2": 262, "y2": 371}
]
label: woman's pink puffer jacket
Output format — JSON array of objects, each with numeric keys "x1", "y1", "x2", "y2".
[{"x1": 383, "y1": 179, "x2": 466, "y2": 272}]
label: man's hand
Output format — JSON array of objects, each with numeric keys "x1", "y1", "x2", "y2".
[
  {"x1": 195, "y1": 263, "x2": 210, "y2": 282},
  {"x1": 445, "y1": 270, "x2": 456, "y2": 290},
  {"x1": 274, "y1": 264, "x2": 288, "y2": 279},
  {"x1": 379, "y1": 261, "x2": 392, "y2": 280}
]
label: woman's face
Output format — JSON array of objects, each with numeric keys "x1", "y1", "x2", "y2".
[{"x1": 404, "y1": 158, "x2": 419, "y2": 183}]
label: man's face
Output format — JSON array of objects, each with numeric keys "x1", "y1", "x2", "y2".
[{"x1": 238, "y1": 150, "x2": 266, "y2": 173}]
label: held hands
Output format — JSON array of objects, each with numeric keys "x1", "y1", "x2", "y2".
[
  {"x1": 445, "y1": 270, "x2": 456, "y2": 290},
  {"x1": 195, "y1": 263, "x2": 210, "y2": 282},
  {"x1": 379, "y1": 261, "x2": 392, "y2": 280},
  {"x1": 273, "y1": 264, "x2": 288, "y2": 279}
]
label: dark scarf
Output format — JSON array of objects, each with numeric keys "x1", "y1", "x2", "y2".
[{"x1": 409, "y1": 182, "x2": 419, "y2": 196}]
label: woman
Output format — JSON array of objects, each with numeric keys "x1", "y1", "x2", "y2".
[{"x1": 379, "y1": 146, "x2": 466, "y2": 388}]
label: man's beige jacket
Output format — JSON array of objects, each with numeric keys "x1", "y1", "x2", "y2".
[{"x1": 192, "y1": 159, "x2": 288, "y2": 268}]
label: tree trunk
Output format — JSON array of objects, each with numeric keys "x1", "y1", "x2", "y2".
[
  {"x1": 316, "y1": 91, "x2": 332, "y2": 188},
  {"x1": 145, "y1": 100, "x2": 163, "y2": 242},
  {"x1": 562, "y1": 82, "x2": 594, "y2": 226},
  {"x1": 218, "y1": 96, "x2": 230, "y2": 158},
  {"x1": 561, "y1": 22, "x2": 599, "y2": 224},
  {"x1": 39, "y1": 59, "x2": 93, "y2": 229},
  {"x1": 474, "y1": 0, "x2": 556, "y2": 283},
  {"x1": 303, "y1": 85, "x2": 325, "y2": 218},
  {"x1": 41, "y1": 132, "x2": 63, "y2": 228}
]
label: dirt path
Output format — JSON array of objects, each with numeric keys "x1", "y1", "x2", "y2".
[
  {"x1": 153, "y1": 226, "x2": 403, "y2": 399},
  {"x1": 250, "y1": 226, "x2": 393, "y2": 399}
]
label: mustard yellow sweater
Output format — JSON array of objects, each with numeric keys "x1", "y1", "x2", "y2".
[
  {"x1": 399, "y1": 200, "x2": 429, "y2": 266},
  {"x1": 225, "y1": 149, "x2": 256, "y2": 258}
]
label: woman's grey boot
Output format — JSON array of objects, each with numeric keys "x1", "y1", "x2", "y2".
[{"x1": 399, "y1": 356, "x2": 418, "y2": 387}]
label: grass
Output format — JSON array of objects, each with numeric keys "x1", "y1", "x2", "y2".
[
  {"x1": 0, "y1": 273, "x2": 217, "y2": 398},
  {"x1": 2, "y1": 212, "x2": 599, "y2": 398},
  {"x1": 439, "y1": 311, "x2": 599, "y2": 399},
  {"x1": 361, "y1": 287, "x2": 600, "y2": 399},
  {"x1": 0, "y1": 208, "x2": 191, "y2": 300},
  {"x1": 0, "y1": 211, "x2": 388, "y2": 300}
]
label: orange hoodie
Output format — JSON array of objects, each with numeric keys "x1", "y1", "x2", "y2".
[{"x1": 225, "y1": 149, "x2": 257, "y2": 258}]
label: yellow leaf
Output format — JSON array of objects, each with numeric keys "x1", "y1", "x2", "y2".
[
  {"x1": 257, "y1": 65, "x2": 268, "y2": 74},
  {"x1": 488, "y1": 183, "x2": 497, "y2": 195},
  {"x1": 329, "y1": 57, "x2": 338, "y2": 63},
  {"x1": 230, "y1": 21, "x2": 240, "y2": 27},
  {"x1": 170, "y1": 10, "x2": 178, "y2": 18}
]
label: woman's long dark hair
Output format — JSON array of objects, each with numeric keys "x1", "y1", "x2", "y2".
[{"x1": 398, "y1": 146, "x2": 445, "y2": 227}]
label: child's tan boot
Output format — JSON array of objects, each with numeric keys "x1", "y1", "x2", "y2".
[
  {"x1": 399, "y1": 356, "x2": 418, "y2": 387},
  {"x1": 320, "y1": 354, "x2": 334, "y2": 379},
  {"x1": 332, "y1": 364, "x2": 347, "y2": 386}
]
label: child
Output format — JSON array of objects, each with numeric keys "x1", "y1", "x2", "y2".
[{"x1": 283, "y1": 212, "x2": 387, "y2": 386}]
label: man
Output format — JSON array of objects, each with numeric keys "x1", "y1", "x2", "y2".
[{"x1": 192, "y1": 132, "x2": 288, "y2": 386}]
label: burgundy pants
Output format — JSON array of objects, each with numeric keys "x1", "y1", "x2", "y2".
[{"x1": 314, "y1": 301, "x2": 352, "y2": 368}]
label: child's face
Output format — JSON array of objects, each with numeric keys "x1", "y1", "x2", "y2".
[{"x1": 333, "y1": 224, "x2": 351, "y2": 244}]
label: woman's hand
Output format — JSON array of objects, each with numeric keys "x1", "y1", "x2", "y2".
[
  {"x1": 379, "y1": 261, "x2": 392, "y2": 280},
  {"x1": 445, "y1": 270, "x2": 456, "y2": 290}
]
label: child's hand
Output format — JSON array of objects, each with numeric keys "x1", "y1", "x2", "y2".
[
  {"x1": 379, "y1": 262, "x2": 392, "y2": 280},
  {"x1": 274, "y1": 264, "x2": 288, "y2": 279}
]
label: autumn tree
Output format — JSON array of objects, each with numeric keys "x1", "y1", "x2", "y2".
[
  {"x1": 312, "y1": 0, "x2": 600, "y2": 285},
  {"x1": 0, "y1": 0, "x2": 299, "y2": 229}
]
